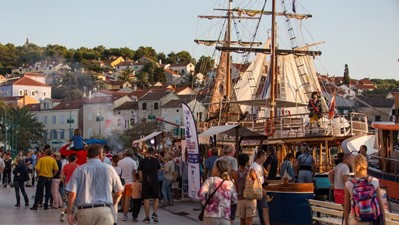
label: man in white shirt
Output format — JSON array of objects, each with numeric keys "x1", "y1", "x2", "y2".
[
  {"x1": 328, "y1": 153, "x2": 353, "y2": 204},
  {"x1": 117, "y1": 149, "x2": 138, "y2": 221},
  {"x1": 249, "y1": 150, "x2": 269, "y2": 225}
]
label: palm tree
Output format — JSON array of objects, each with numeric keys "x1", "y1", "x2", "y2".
[
  {"x1": 181, "y1": 73, "x2": 198, "y2": 89},
  {"x1": 132, "y1": 72, "x2": 150, "y2": 89},
  {"x1": 7, "y1": 106, "x2": 47, "y2": 151},
  {"x1": 118, "y1": 68, "x2": 135, "y2": 83}
]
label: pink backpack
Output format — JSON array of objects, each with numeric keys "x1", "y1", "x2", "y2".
[{"x1": 350, "y1": 176, "x2": 381, "y2": 222}]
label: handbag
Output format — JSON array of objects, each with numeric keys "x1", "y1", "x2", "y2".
[
  {"x1": 281, "y1": 161, "x2": 293, "y2": 182},
  {"x1": 243, "y1": 173, "x2": 263, "y2": 200},
  {"x1": 198, "y1": 179, "x2": 225, "y2": 221}
]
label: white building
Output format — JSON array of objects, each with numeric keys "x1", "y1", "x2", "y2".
[
  {"x1": 82, "y1": 95, "x2": 132, "y2": 137},
  {"x1": 27, "y1": 99, "x2": 81, "y2": 150},
  {"x1": 0, "y1": 76, "x2": 51, "y2": 101}
]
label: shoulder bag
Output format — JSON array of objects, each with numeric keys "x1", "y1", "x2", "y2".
[
  {"x1": 243, "y1": 172, "x2": 263, "y2": 200},
  {"x1": 198, "y1": 179, "x2": 225, "y2": 221}
]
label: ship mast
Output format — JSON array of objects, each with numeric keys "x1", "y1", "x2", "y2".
[
  {"x1": 270, "y1": 0, "x2": 277, "y2": 119},
  {"x1": 226, "y1": 0, "x2": 232, "y2": 101}
]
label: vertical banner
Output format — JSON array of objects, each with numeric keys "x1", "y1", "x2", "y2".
[{"x1": 182, "y1": 103, "x2": 200, "y2": 199}]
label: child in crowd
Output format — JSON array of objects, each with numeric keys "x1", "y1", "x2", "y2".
[
  {"x1": 131, "y1": 173, "x2": 142, "y2": 222},
  {"x1": 69, "y1": 128, "x2": 85, "y2": 150}
]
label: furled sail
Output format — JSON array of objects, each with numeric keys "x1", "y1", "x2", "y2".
[{"x1": 208, "y1": 51, "x2": 229, "y2": 117}]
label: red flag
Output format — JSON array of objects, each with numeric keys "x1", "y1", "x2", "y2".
[{"x1": 328, "y1": 92, "x2": 336, "y2": 119}]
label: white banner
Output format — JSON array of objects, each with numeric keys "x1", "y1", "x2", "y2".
[{"x1": 182, "y1": 103, "x2": 200, "y2": 199}]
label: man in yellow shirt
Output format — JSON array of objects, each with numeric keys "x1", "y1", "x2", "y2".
[{"x1": 30, "y1": 145, "x2": 59, "y2": 210}]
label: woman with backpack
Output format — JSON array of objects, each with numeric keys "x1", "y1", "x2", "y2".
[
  {"x1": 236, "y1": 154, "x2": 257, "y2": 225},
  {"x1": 343, "y1": 154, "x2": 385, "y2": 225}
]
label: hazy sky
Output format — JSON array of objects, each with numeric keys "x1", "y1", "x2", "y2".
[{"x1": 0, "y1": 0, "x2": 398, "y2": 80}]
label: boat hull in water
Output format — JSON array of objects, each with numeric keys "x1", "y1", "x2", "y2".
[
  {"x1": 368, "y1": 167, "x2": 399, "y2": 203},
  {"x1": 265, "y1": 183, "x2": 314, "y2": 225}
]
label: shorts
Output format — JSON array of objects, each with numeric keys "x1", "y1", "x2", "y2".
[
  {"x1": 142, "y1": 182, "x2": 160, "y2": 199},
  {"x1": 230, "y1": 203, "x2": 237, "y2": 220},
  {"x1": 237, "y1": 199, "x2": 257, "y2": 219},
  {"x1": 333, "y1": 189, "x2": 344, "y2": 205},
  {"x1": 122, "y1": 184, "x2": 132, "y2": 198},
  {"x1": 257, "y1": 195, "x2": 269, "y2": 209}
]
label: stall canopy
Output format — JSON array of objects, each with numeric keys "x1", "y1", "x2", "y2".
[
  {"x1": 132, "y1": 131, "x2": 163, "y2": 144},
  {"x1": 199, "y1": 125, "x2": 264, "y2": 138}
]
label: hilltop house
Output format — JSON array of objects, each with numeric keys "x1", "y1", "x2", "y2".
[{"x1": 0, "y1": 76, "x2": 51, "y2": 101}]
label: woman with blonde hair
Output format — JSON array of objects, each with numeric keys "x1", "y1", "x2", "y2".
[
  {"x1": 343, "y1": 154, "x2": 385, "y2": 225},
  {"x1": 198, "y1": 160, "x2": 237, "y2": 225},
  {"x1": 161, "y1": 154, "x2": 174, "y2": 206}
]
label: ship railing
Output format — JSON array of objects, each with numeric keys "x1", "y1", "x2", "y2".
[
  {"x1": 348, "y1": 112, "x2": 369, "y2": 135},
  {"x1": 369, "y1": 155, "x2": 399, "y2": 175}
]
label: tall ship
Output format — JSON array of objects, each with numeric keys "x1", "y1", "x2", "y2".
[
  {"x1": 193, "y1": 0, "x2": 399, "y2": 224},
  {"x1": 195, "y1": 0, "x2": 369, "y2": 169}
]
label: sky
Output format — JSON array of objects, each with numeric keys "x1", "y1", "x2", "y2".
[{"x1": 0, "y1": 0, "x2": 398, "y2": 80}]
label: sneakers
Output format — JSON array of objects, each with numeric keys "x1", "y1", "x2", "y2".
[
  {"x1": 152, "y1": 213, "x2": 159, "y2": 223},
  {"x1": 30, "y1": 206, "x2": 38, "y2": 210},
  {"x1": 143, "y1": 217, "x2": 150, "y2": 224},
  {"x1": 122, "y1": 215, "x2": 128, "y2": 221},
  {"x1": 60, "y1": 212, "x2": 65, "y2": 222},
  {"x1": 15, "y1": 203, "x2": 20, "y2": 207},
  {"x1": 132, "y1": 218, "x2": 138, "y2": 222}
]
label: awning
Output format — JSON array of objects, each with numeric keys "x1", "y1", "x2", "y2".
[
  {"x1": 132, "y1": 131, "x2": 163, "y2": 144},
  {"x1": 199, "y1": 125, "x2": 264, "y2": 138}
]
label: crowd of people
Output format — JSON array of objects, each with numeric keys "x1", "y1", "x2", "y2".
[
  {"x1": 0, "y1": 139, "x2": 186, "y2": 225},
  {"x1": 0, "y1": 138, "x2": 387, "y2": 225}
]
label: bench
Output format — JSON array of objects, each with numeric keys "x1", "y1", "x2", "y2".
[
  {"x1": 309, "y1": 199, "x2": 399, "y2": 225},
  {"x1": 386, "y1": 212, "x2": 399, "y2": 225},
  {"x1": 308, "y1": 199, "x2": 343, "y2": 225}
]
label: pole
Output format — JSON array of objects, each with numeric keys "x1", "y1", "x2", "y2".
[
  {"x1": 269, "y1": 0, "x2": 277, "y2": 119},
  {"x1": 69, "y1": 111, "x2": 72, "y2": 139},
  {"x1": 225, "y1": 0, "x2": 232, "y2": 101}
]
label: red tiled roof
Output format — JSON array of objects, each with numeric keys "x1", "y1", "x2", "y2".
[
  {"x1": 130, "y1": 90, "x2": 149, "y2": 99},
  {"x1": 162, "y1": 99, "x2": 182, "y2": 108},
  {"x1": 164, "y1": 69, "x2": 179, "y2": 75},
  {"x1": 25, "y1": 103, "x2": 41, "y2": 111},
  {"x1": 84, "y1": 96, "x2": 126, "y2": 104},
  {"x1": 13, "y1": 77, "x2": 50, "y2": 87},
  {"x1": 24, "y1": 72, "x2": 45, "y2": 77},
  {"x1": 114, "y1": 101, "x2": 138, "y2": 110},
  {"x1": 115, "y1": 61, "x2": 135, "y2": 67},
  {"x1": 52, "y1": 100, "x2": 84, "y2": 110},
  {"x1": 140, "y1": 91, "x2": 171, "y2": 101}
]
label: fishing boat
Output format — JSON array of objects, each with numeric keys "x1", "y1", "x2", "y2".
[
  {"x1": 368, "y1": 92, "x2": 399, "y2": 203},
  {"x1": 194, "y1": 0, "x2": 370, "y2": 224}
]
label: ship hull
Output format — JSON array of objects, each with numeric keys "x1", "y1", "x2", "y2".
[{"x1": 368, "y1": 167, "x2": 399, "y2": 203}]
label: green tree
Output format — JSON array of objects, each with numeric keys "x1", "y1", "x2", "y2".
[
  {"x1": 16, "y1": 43, "x2": 45, "y2": 65},
  {"x1": 166, "y1": 52, "x2": 178, "y2": 64},
  {"x1": 176, "y1": 51, "x2": 195, "y2": 64},
  {"x1": 343, "y1": 64, "x2": 350, "y2": 85},
  {"x1": 117, "y1": 122, "x2": 161, "y2": 149},
  {"x1": 153, "y1": 67, "x2": 166, "y2": 83},
  {"x1": 133, "y1": 72, "x2": 150, "y2": 89},
  {"x1": 4, "y1": 106, "x2": 46, "y2": 151},
  {"x1": 157, "y1": 52, "x2": 167, "y2": 64},
  {"x1": 118, "y1": 68, "x2": 135, "y2": 83},
  {"x1": 141, "y1": 62, "x2": 158, "y2": 83},
  {"x1": 180, "y1": 73, "x2": 198, "y2": 89},
  {"x1": 133, "y1": 46, "x2": 157, "y2": 61},
  {"x1": 195, "y1": 55, "x2": 214, "y2": 74}
]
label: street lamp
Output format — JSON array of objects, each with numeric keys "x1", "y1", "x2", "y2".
[
  {"x1": 96, "y1": 114, "x2": 104, "y2": 136},
  {"x1": 67, "y1": 111, "x2": 74, "y2": 139}
]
